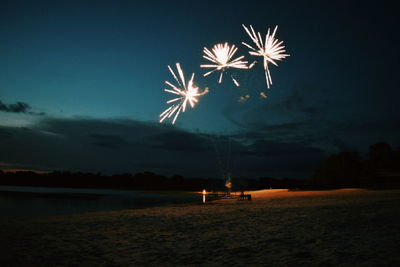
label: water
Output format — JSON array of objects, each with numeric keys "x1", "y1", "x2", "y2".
[{"x1": 0, "y1": 186, "x2": 200, "y2": 216}]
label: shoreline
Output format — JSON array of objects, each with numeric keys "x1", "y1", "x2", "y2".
[{"x1": 1, "y1": 189, "x2": 399, "y2": 266}]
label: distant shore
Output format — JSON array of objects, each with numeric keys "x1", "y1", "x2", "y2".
[{"x1": 1, "y1": 189, "x2": 399, "y2": 266}]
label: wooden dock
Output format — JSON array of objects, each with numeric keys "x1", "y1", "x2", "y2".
[{"x1": 203, "y1": 192, "x2": 251, "y2": 202}]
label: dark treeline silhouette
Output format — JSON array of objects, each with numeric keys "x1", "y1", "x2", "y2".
[
  {"x1": 2, "y1": 142, "x2": 398, "y2": 191},
  {"x1": 0, "y1": 170, "x2": 304, "y2": 191},
  {"x1": 308, "y1": 142, "x2": 400, "y2": 189}
]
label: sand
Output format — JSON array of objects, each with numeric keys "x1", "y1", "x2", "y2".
[{"x1": 0, "y1": 189, "x2": 399, "y2": 266}]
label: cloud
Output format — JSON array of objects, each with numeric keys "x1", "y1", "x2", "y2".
[
  {"x1": 88, "y1": 134, "x2": 128, "y2": 149},
  {"x1": 242, "y1": 139, "x2": 325, "y2": 158},
  {"x1": 258, "y1": 122, "x2": 308, "y2": 132},
  {"x1": 0, "y1": 116, "x2": 329, "y2": 178},
  {"x1": 0, "y1": 128, "x2": 12, "y2": 138},
  {"x1": 147, "y1": 131, "x2": 212, "y2": 152},
  {"x1": 280, "y1": 89, "x2": 304, "y2": 112},
  {"x1": 221, "y1": 83, "x2": 323, "y2": 130},
  {"x1": 18, "y1": 86, "x2": 395, "y2": 177},
  {"x1": 0, "y1": 100, "x2": 45, "y2": 116},
  {"x1": 0, "y1": 117, "x2": 218, "y2": 176},
  {"x1": 258, "y1": 84, "x2": 322, "y2": 115},
  {"x1": 301, "y1": 107, "x2": 320, "y2": 114},
  {"x1": 0, "y1": 101, "x2": 30, "y2": 113},
  {"x1": 241, "y1": 119, "x2": 400, "y2": 154},
  {"x1": 220, "y1": 79, "x2": 400, "y2": 156}
]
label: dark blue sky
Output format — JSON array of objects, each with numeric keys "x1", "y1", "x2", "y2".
[{"x1": 0, "y1": 0, "x2": 399, "y2": 178}]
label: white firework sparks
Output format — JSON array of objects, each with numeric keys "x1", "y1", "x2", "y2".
[
  {"x1": 200, "y1": 42, "x2": 248, "y2": 86},
  {"x1": 242, "y1": 24, "x2": 289, "y2": 88},
  {"x1": 160, "y1": 63, "x2": 207, "y2": 124}
]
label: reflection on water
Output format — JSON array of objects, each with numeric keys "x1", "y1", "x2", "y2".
[{"x1": 0, "y1": 186, "x2": 199, "y2": 216}]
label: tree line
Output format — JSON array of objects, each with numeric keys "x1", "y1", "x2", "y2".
[
  {"x1": 308, "y1": 142, "x2": 400, "y2": 189},
  {"x1": 1, "y1": 142, "x2": 399, "y2": 191},
  {"x1": 0, "y1": 170, "x2": 304, "y2": 191}
]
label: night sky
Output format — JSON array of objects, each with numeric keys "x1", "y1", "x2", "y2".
[{"x1": 0, "y1": 0, "x2": 399, "y2": 179}]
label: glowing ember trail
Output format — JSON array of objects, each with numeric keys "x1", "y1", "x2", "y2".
[
  {"x1": 242, "y1": 25, "x2": 290, "y2": 88},
  {"x1": 200, "y1": 42, "x2": 248, "y2": 86},
  {"x1": 160, "y1": 63, "x2": 208, "y2": 124}
]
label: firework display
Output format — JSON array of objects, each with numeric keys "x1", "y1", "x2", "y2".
[
  {"x1": 159, "y1": 63, "x2": 208, "y2": 124},
  {"x1": 242, "y1": 24, "x2": 289, "y2": 88},
  {"x1": 160, "y1": 24, "x2": 289, "y2": 124},
  {"x1": 200, "y1": 42, "x2": 248, "y2": 86}
]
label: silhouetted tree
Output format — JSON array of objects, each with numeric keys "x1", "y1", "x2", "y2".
[
  {"x1": 310, "y1": 142, "x2": 400, "y2": 189},
  {"x1": 367, "y1": 142, "x2": 393, "y2": 170},
  {"x1": 310, "y1": 151, "x2": 361, "y2": 188},
  {"x1": 361, "y1": 142, "x2": 400, "y2": 187}
]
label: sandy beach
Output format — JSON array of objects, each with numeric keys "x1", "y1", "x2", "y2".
[{"x1": 1, "y1": 189, "x2": 399, "y2": 266}]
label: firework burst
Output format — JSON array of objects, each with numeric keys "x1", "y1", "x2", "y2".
[
  {"x1": 200, "y1": 42, "x2": 248, "y2": 86},
  {"x1": 242, "y1": 24, "x2": 289, "y2": 88},
  {"x1": 160, "y1": 63, "x2": 208, "y2": 124}
]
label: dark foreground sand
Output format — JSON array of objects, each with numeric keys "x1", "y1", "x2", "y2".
[{"x1": 1, "y1": 189, "x2": 399, "y2": 266}]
